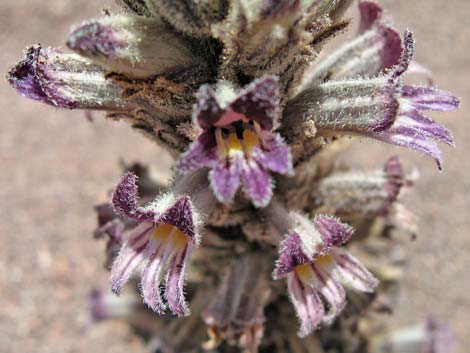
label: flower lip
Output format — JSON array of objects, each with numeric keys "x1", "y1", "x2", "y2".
[
  {"x1": 7, "y1": 45, "x2": 77, "y2": 108},
  {"x1": 313, "y1": 215, "x2": 354, "y2": 248},
  {"x1": 112, "y1": 172, "x2": 157, "y2": 222},
  {"x1": 194, "y1": 75, "x2": 280, "y2": 131},
  {"x1": 156, "y1": 195, "x2": 196, "y2": 241},
  {"x1": 274, "y1": 232, "x2": 311, "y2": 280}
]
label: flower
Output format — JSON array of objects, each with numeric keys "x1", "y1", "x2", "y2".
[
  {"x1": 66, "y1": 15, "x2": 203, "y2": 79},
  {"x1": 179, "y1": 75, "x2": 293, "y2": 207},
  {"x1": 302, "y1": 0, "x2": 403, "y2": 87},
  {"x1": 316, "y1": 156, "x2": 406, "y2": 217},
  {"x1": 285, "y1": 31, "x2": 459, "y2": 170},
  {"x1": 6, "y1": 45, "x2": 132, "y2": 110},
  {"x1": 273, "y1": 213, "x2": 378, "y2": 337},
  {"x1": 110, "y1": 172, "x2": 203, "y2": 316}
]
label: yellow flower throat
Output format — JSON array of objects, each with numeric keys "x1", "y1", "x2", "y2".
[
  {"x1": 152, "y1": 223, "x2": 188, "y2": 250},
  {"x1": 215, "y1": 128, "x2": 259, "y2": 158}
]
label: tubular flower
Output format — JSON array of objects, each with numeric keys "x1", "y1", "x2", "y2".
[
  {"x1": 110, "y1": 172, "x2": 205, "y2": 316},
  {"x1": 179, "y1": 75, "x2": 293, "y2": 207},
  {"x1": 302, "y1": 0, "x2": 403, "y2": 87},
  {"x1": 273, "y1": 213, "x2": 378, "y2": 337},
  {"x1": 285, "y1": 31, "x2": 459, "y2": 170}
]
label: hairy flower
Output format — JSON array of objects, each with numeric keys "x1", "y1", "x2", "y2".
[
  {"x1": 110, "y1": 171, "x2": 210, "y2": 316},
  {"x1": 273, "y1": 213, "x2": 378, "y2": 337},
  {"x1": 179, "y1": 75, "x2": 293, "y2": 207},
  {"x1": 315, "y1": 156, "x2": 407, "y2": 217},
  {"x1": 286, "y1": 31, "x2": 459, "y2": 170}
]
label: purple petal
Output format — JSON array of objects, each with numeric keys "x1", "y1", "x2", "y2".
[
  {"x1": 254, "y1": 132, "x2": 294, "y2": 175},
  {"x1": 313, "y1": 215, "x2": 354, "y2": 248},
  {"x1": 112, "y1": 172, "x2": 156, "y2": 222},
  {"x1": 332, "y1": 248, "x2": 379, "y2": 293},
  {"x1": 194, "y1": 84, "x2": 224, "y2": 130},
  {"x1": 358, "y1": 0, "x2": 383, "y2": 33},
  {"x1": 165, "y1": 244, "x2": 192, "y2": 317},
  {"x1": 274, "y1": 233, "x2": 311, "y2": 280},
  {"x1": 230, "y1": 75, "x2": 280, "y2": 130},
  {"x1": 287, "y1": 274, "x2": 324, "y2": 337},
  {"x1": 401, "y1": 86, "x2": 460, "y2": 112},
  {"x1": 241, "y1": 159, "x2": 273, "y2": 208},
  {"x1": 400, "y1": 109, "x2": 454, "y2": 146},
  {"x1": 378, "y1": 127, "x2": 444, "y2": 170},
  {"x1": 209, "y1": 156, "x2": 243, "y2": 204},
  {"x1": 140, "y1": 240, "x2": 167, "y2": 313},
  {"x1": 157, "y1": 196, "x2": 197, "y2": 240},
  {"x1": 110, "y1": 222, "x2": 153, "y2": 294},
  {"x1": 178, "y1": 130, "x2": 217, "y2": 171},
  {"x1": 310, "y1": 264, "x2": 346, "y2": 324},
  {"x1": 359, "y1": 1, "x2": 402, "y2": 70}
]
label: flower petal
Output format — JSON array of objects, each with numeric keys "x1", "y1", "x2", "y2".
[
  {"x1": 241, "y1": 159, "x2": 273, "y2": 208},
  {"x1": 273, "y1": 233, "x2": 310, "y2": 280},
  {"x1": 178, "y1": 130, "x2": 217, "y2": 171},
  {"x1": 378, "y1": 127, "x2": 444, "y2": 170},
  {"x1": 209, "y1": 156, "x2": 242, "y2": 204},
  {"x1": 110, "y1": 222, "x2": 153, "y2": 294},
  {"x1": 310, "y1": 264, "x2": 346, "y2": 324},
  {"x1": 399, "y1": 109, "x2": 454, "y2": 146},
  {"x1": 287, "y1": 274, "x2": 324, "y2": 337},
  {"x1": 165, "y1": 244, "x2": 191, "y2": 317},
  {"x1": 230, "y1": 75, "x2": 280, "y2": 131},
  {"x1": 194, "y1": 84, "x2": 224, "y2": 130},
  {"x1": 332, "y1": 248, "x2": 379, "y2": 293},
  {"x1": 157, "y1": 196, "x2": 197, "y2": 241},
  {"x1": 112, "y1": 172, "x2": 156, "y2": 222},
  {"x1": 140, "y1": 239, "x2": 168, "y2": 313},
  {"x1": 313, "y1": 215, "x2": 354, "y2": 248},
  {"x1": 255, "y1": 132, "x2": 293, "y2": 176},
  {"x1": 401, "y1": 86, "x2": 460, "y2": 112}
]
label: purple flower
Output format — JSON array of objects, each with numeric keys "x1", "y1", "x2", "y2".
[
  {"x1": 285, "y1": 31, "x2": 459, "y2": 170},
  {"x1": 179, "y1": 75, "x2": 293, "y2": 207},
  {"x1": 316, "y1": 156, "x2": 407, "y2": 217},
  {"x1": 66, "y1": 15, "x2": 203, "y2": 79},
  {"x1": 302, "y1": 0, "x2": 403, "y2": 86},
  {"x1": 273, "y1": 213, "x2": 378, "y2": 337},
  {"x1": 6, "y1": 45, "x2": 132, "y2": 110},
  {"x1": 110, "y1": 172, "x2": 202, "y2": 317}
]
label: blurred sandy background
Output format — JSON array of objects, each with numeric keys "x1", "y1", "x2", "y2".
[{"x1": 0, "y1": 1, "x2": 468, "y2": 352}]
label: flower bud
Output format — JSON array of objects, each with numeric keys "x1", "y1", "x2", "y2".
[{"x1": 67, "y1": 15, "x2": 203, "y2": 78}]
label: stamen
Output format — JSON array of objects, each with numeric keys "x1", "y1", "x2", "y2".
[
  {"x1": 215, "y1": 128, "x2": 228, "y2": 157},
  {"x1": 242, "y1": 129, "x2": 259, "y2": 154},
  {"x1": 226, "y1": 132, "x2": 243, "y2": 156}
]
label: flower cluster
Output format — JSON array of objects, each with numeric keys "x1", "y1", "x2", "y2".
[{"x1": 7, "y1": 0, "x2": 459, "y2": 352}]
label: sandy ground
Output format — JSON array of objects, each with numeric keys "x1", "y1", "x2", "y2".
[{"x1": 0, "y1": 1, "x2": 468, "y2": 352}]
